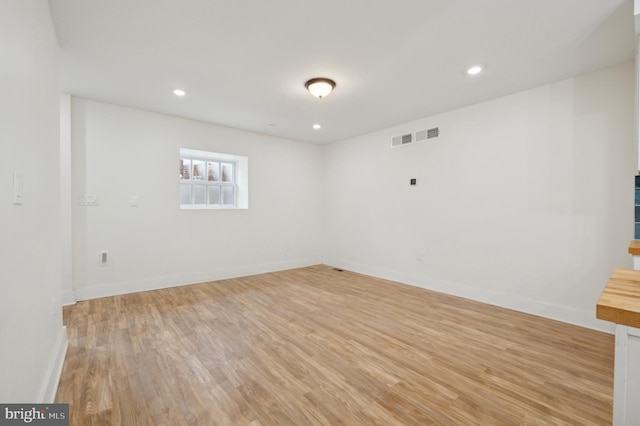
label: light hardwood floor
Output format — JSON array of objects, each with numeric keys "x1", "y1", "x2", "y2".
[{"x1": 56, "y1": 265, "x2": 614, "y2": 425}]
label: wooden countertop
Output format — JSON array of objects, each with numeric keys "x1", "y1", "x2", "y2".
[
  {"x1": 597, "y1": 268, "x2": 640, "y2": 328},
  {"x1": 628, "y1": 240, "x2": 640, "y2": 255}
]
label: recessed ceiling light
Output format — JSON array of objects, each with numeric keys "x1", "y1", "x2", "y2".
[
  {"x1": 467, "y1": 65, "x2": 483, "y2": 76},
  {"x1": 265, "y1": 123, "x2": 277, "y2": 127},
  {"x1": 173, "y1": 89, "x2": 186, "y2": 96},
  {"x1": 313, "y1": 124, "x2": 321, "y2": 130}
]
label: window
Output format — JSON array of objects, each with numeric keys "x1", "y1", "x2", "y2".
[{"x1": 179, "y1": 148, "x2": 248, "y2": 209}]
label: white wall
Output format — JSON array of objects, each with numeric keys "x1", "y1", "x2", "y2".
[
  {"x1": 323, "y1": 62, "x2": 635, "y2": 332},
  {"x1": 0, "y1": 1, "x2": 67, "y2": 402},
  {"x1": 70, "y1": 98, "x2": 323, "y2": 300}
]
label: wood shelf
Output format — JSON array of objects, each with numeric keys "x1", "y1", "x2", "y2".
[
  {"x1": 629, "y1": 240, "x2": 640, "y2": 255},
  {"x1": 597, "y1": 268, "x2": 640, "y2": 328}
]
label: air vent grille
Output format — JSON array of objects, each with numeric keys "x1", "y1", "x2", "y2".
[
  {"x1": 391, "y1": 127, "x2": 439, "y2": 148},
  {"x1": 391, "y1": 133, "x2": 413, "y2": 147},
  {"x1": 415, "y1": 130, "x2": 427, "y2": 142}
]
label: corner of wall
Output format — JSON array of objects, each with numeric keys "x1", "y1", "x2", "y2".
[
  {"x1": 62, "y1": 291, "x2": 76, "y2": 306},
  {"x1": 37, "y1": 326, "x2": 68, "y2": 403},
  {"x1": 323, "y1": 257, "x2": 616, "y2": 334},
  {"x1": 74, "y1": 256, "x2": 323, "y2": 302}
]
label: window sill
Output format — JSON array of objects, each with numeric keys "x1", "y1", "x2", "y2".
[{"x1": 180, "y1": 205, "x2": 247, "y2": 210}]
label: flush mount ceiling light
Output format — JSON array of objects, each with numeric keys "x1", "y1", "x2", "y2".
[
  {"x1": 313, "y1": 123, "x2": 322, "y2": 130},
  {"x1": 466, "y1": 65, "x2": 483, "y2": 76},
  {"x1": 173, "y1": 89, "x2": 186, "y2": 96},
  {"x1": 305, "y1": 78, "x2": 336, "y2": 99}
]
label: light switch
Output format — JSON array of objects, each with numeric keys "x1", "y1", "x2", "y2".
[
  {"x1": 79, "y1": 195, "x2": 98, "y2": 206},
  {"x1": 13, "y1": 171, "x2": 23, "y2": 205},
  {"x1": 129, "y1": 196, "x2": 138, "y2": 207}
]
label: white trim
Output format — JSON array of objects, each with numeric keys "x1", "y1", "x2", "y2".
[
  {"x1": 629, "y1": 326, "x2": 640, "y2": 338},
  {"x1": 179, "y1": 204, "x2": 243, "y2": 210},
  {"x1": 73, "y1": 257, "x2": 322, "y2": 301},
  {"x1": 613, "y1": 325, "x2": 628, "y2": 425},
  {"x1": 37, "y1": 326, "x2": 68, "y2": 403},
  {"x1": 322, "y1": 257, "x2": 615, "y2": 334},
  {"x1": 62, "y1": 291, "x2": 76, "y2": 306},
  {"x1": 60, "y1": 93, "x2": 74, "y2": 308},
  {"x1": 180, "y1": 148, "x2": 239, "y2": 161}
]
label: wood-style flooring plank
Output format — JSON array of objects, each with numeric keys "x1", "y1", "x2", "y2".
[{"x1": 57, "y1": 265, "x2": 614, "y2": 425}]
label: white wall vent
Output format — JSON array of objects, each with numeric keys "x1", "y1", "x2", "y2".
[
  {"x1": 415, "y1": 130, "x2": 428, "y2": 142},
  {"x1": 391, "y1": 133, "x2": 413, "y2": 147},
  {"x1": 391, "y1": 127, "x2": 439, "y2": 148},
  {"x1": 416, "y1": 127, "x2": 440, "y2": 142}
]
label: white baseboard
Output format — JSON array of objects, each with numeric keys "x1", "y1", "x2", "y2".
[
  {"x1": 70, "y1": 255, "x2": 613, "y2": 333},
  {"x1": 73, "y1": 256, "x2": 322, "y2": 302},
  {"x1": 62, "y1": 290, "x2": 76, "y2": 306},
  {"x1": 323, "y1": 258, "x2": 615, "y2": 334},
  {"x1": 38, "y1": 326, "x2": 68, "y2": 403}
]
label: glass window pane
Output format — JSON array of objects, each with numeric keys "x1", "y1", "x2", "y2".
[
  {"x1": 222, "y1": 186, "x2": 235, "y2": 206},
  {"x1": 193, "y1": 185, "x2": 206, "y2": 205},
  {"x1": 180, "y1": 158, "x2": 191, "y2": 180},
  {"x1": 208, "y1": 186, "x2": 220, "y2": 205},
  {"x1": 192, "y1": 160, "x2": 205, "y2": 181},
  {"x1": 221, "y1": 163, "x2": 233, "y2": 183},
  {"x1": 180, "y1": 184, "x2": 191, "y2": 205},
  {"x1": 207, "y1": 162, "x2": 220, "y2": 182}
]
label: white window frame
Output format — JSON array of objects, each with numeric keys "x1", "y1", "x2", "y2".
[{"x1": 179, "y1": 148, "x2": 248, "y2": 210}]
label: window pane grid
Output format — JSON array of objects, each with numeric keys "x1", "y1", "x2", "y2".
[{"x1": 180, "y1": 155, "x2": 237, "y2": 208}]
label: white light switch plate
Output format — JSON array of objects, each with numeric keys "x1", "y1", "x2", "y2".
[
  {"x1": 79, "y1": 195, "x2": 98, "y2": 206},
  {"x1": 13, "y1": 171, "x2": 23, "y2": 205}
]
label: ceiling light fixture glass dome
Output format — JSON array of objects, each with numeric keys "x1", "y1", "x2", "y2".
[{"x1": 305, "y1": 78, "x2": 336, "y2": 99}]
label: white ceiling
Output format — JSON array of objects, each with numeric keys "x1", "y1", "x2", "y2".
[{"x1": 48, "y1": 0, "x2": 635, "y2": 144}]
